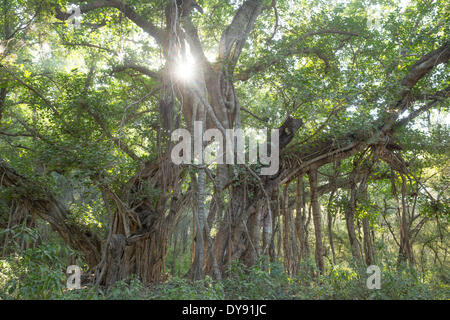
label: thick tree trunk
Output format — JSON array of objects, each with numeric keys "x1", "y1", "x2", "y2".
[
  {"x1": 327, "y1": 190, "x2": 337, "y2": 266},
  {"x1": 295, "y1": 176, "x2": 309, "y2": 265},
  {"x1": 398, "y1": 175, "x2": 415, "y2": 266},
  {"x1": 262, "y1": 202, "x2": 274, "y2": 262},
  {"x1": 192, "y1": 167, "x2": 206, "y2": 280},
  {"x1": 100, "y1": 216, "x2": 172, "y2": 285},
  {"x1": 282, "y1": 184, "x2": 291, "y2": 273},
  {"x1": 345, "y1": 178, "x2": 363, "y2": 264},
  {"x1": 308, "y1": 168, "x2": 324, "y2": 273},
  {"x1": 360, "y1": 178, "x2": 375, "y2": 265},
  {"x1": 96, "y1": 159, "x2": 186, "y2": 285},
  {"x1": 241, "y1": 203, "x2": 262, "y2": 267},
  {"x1": 362, "y1": 216, "x2": 375, "y2": 265},
  {"x1": 281, "y1": 183, "x2": 298, "y2": 275}
]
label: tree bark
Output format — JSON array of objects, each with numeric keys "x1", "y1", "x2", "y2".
[
  {"x1": 308, "y1": 168, "x2": 324, "y2": 273},
  {"x1": 398, "y1": 175, "x2": 415, "y2": 266},
  {"x1": 0, "y1": 159, "x2": 102, "y2": 267},
  {"x1": 345, "y1": 174, "x2": 363, "y2": 264}
]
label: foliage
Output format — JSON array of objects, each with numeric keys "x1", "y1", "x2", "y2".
[
  {"x1": 3, "y1": 247, "x2": 447, "y2": 300},
  {"x1": 0, "y1": 0, "x2": 448, "y2": 301},
  {"x1": 0, "y1": 227, "x2": 81, "y2": 299}
]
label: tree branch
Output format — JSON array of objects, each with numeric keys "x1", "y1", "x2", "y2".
[
  {"x1": 236, "y1": 29, "x2": 359, "y2": 81},
  {"x1": 0, "y1": 158, "x2": 102, "y2": 267},
  {"x1": 278, "y1": 42, "x2": 449, "y2": 185},
  {"x1": 112, "y1": 62, "x2": 161, "y2": 79},
  {"x1": 55, "y1": 0, "x2": 164, "y2": 44},
  {"x1": 219, "y1": 0, "x2": 264, "y2": 68}
]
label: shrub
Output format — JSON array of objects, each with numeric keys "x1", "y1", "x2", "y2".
[{"x1": 0, "y1": 227, "x2": 81, "y2": 299}]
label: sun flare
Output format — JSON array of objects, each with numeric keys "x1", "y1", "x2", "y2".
[{"x1": 175, "y1": 60, "x2": 196, "y2": 81}]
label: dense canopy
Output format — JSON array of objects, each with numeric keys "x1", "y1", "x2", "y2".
[{"x1": 0, "y1": 0, "x2": 448, "y2": 299}]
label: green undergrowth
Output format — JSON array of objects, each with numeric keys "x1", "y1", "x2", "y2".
[{"x1": 1, "y1": 247, "x2": 448, "y2": 300}]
